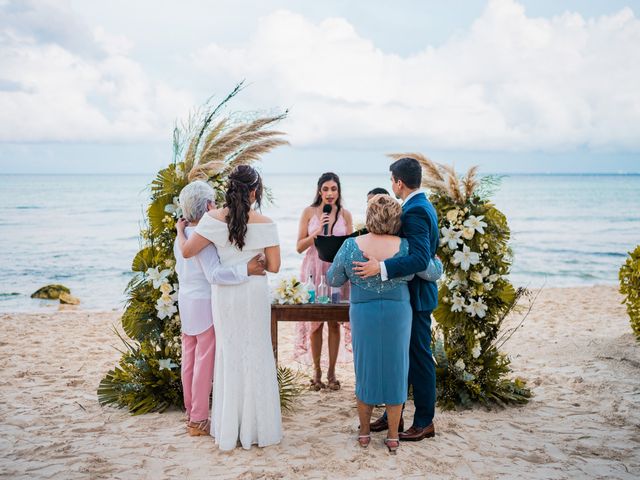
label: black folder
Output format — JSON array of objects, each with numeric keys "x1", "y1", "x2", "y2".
[{"x1": 314, "y1": 228, "x2": 367, "y2": 263}]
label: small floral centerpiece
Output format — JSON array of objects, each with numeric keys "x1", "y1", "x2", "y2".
[{"x1": 272, "y1": 276, "x2": 310, "y2": 305}]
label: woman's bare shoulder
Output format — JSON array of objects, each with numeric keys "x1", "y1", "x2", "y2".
[
  {"x1": 301, "y1": 205, "x2": 316, "y2": 218},
  {"x1": 342, "y1": 208, "x2": 353, "y2": 220},
  {"x1": 249, "y1": 211, "x2": 274, "y2": 224}
]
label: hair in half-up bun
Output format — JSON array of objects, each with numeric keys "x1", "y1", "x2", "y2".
[{"x1": 225, "y1": 165, "x2": 263, "y2": 250}]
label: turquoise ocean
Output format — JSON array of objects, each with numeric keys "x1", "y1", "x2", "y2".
[{"x1": 1, "y1": 173, "x2": 638, "y2": 312}]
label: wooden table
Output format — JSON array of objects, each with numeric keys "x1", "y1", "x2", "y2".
[{"x1": 270, "y1": 303, "x2": 350, "y2": 362}]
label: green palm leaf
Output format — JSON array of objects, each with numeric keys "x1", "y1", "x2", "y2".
[{"x1": 277, "y1": 366, "x2": 306, "y2": 412}]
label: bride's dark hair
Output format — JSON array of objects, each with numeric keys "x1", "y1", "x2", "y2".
[{"x1": 225, "y1": 165, "x2": 263, "y2": 250}]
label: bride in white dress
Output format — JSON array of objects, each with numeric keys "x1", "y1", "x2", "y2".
[{"x1": 177, "y1": 165, "x2": 282, "y2": 451}]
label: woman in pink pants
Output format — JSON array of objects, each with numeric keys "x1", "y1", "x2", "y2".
[{"x1": 174, "y1": 181, "x2": 264, "y2": 436}]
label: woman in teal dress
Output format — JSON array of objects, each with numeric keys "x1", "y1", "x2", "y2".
[{"x1": 327, "y1": 194, "x2": 441, "y2": 454}]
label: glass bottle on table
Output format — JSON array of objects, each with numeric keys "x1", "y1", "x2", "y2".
[
  {"x1": 331, "y1": 286, "x2": 341, "y2": 304},
  {"x1": 305, "y1": 274, "x2": 316, "y2": 304},
  {"x1": 317, "y1": 275, "x2": 330, "y2": 304}
]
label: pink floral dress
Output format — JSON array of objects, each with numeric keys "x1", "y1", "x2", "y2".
[{"x1": 294, "y1": 212, "x2": 353, "y2": 365}]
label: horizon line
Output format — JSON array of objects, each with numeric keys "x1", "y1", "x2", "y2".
[{"x1": 1, "y1": 172, "x2": 639, "y2": 176}]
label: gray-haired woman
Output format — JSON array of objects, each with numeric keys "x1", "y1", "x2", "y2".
[{"x1": 173, "y1": 180, "x2": 264, "y2": 436}]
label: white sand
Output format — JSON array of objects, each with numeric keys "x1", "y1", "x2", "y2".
[{"x1": 0, "y1": 285, "x2": 639, "y2": 479}]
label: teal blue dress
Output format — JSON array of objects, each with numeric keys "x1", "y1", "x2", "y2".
[{"x1": 327, "y1": 237, "x2": 414, "y2": 405}]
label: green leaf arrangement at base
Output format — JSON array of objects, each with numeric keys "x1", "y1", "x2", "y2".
[
  {"x1": 98, "y1": 83, "x2": 303, "y2": 414},
  {"x1": 619, "y1": 245, "x2": 640, "y2": 341},
  {"x1": 391, "y1": 153, "x2": 532, "y2": 409},
  {"x1": 277, "y1": 366, "x2": 307, "y2": 413}
]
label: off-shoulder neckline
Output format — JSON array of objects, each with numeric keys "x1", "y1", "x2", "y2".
[{"x1": 202, "y1": 214, "x2": 274, "y2": 226}]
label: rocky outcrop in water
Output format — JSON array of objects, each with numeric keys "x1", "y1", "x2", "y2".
[{"x1": 30, "y1": 285, "x2": 70, "y2": 300}]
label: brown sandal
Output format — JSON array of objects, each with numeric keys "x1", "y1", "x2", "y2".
[
  {"x1": 309, "y1": 378, "x2": 326, "y2": 391},
  {"x1": 187, "y1": 419, "x2": 211, "y2": 436},
  {"x1": 327, "y1": 377, "x2": 341, "y2": 391}
]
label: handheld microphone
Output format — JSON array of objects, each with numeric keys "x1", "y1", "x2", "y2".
[{"x1": 322, "y1": 204, "x2": 332, "y2": 236}]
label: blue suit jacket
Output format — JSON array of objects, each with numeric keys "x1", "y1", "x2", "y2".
[{"x1": 384, "y1": 192, "x2": 439, "y2": 312}]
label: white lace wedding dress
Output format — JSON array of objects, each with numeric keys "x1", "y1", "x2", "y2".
[{"x1": 195, "y1": 214, "x2": 282, "y2": 451}]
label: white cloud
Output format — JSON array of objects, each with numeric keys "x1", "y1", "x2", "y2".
[
  {"x1": 1, "y1": 0, "x2": 639, "y2": 153},
  {"x1": 0, "y1": 0, "x2": 192, "y2": 142},
  {"x1": 193, "y1": 0, "x2": 640, "y2": 151}
]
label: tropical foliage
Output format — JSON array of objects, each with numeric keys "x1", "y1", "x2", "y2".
[
  {"x1": 277, "y1": 366, "x2": 307, "y2": 412},
  {"x1": 98, "y1": 83, "x2": 303, "y2": 414},
  {"x1": 619, "y1": 245, "x2": 640, "y2": 340},
  {"x1": 389, "y1": 153, "x2": 532, "y2": 409}
]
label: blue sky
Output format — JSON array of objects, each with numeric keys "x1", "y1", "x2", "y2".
[{"x1": 1, "y1": 0, "x2": 640, "y2": 174}]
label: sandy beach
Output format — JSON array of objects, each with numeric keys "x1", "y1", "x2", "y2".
[{"x1": 0, "y1": 285, "x2": 638, "y2": 479}]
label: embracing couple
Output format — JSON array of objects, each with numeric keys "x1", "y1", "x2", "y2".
[
  {"x1": 326, "y1": 157, "x2": 439, "y2": 453},
  {"x1": 174, "y1": 165, "x2": 282, "y2": 451}
]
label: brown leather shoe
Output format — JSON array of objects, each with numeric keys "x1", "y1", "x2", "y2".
[
  {"x1": 369, "y1": 416, "x2": 404, "y2": 433},
  {"x1": 399, "y1": 423, "x2": 435, "y2": 441}
]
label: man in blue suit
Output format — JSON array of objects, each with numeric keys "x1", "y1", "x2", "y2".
[{"x1": 353, "y1": 157, "x2": 439, "y2": 441}]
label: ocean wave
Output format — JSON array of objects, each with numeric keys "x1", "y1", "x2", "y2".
[
  {"x1": 514, "y1": 246, "x2": 628, "y2": 257},
  {"x1": 51, "y1": 273, "x2": 75, "y2": 279},
  {"x1": 1, "y1": 173, "x2": 638, "y2": 310}
]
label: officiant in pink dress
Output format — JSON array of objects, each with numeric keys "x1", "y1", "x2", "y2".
[{"x1": 294, "y1": 172, "x2": 353, "y2": 390}]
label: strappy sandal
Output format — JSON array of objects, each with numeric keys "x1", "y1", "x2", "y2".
[
  {"x1": 309, "y1": 378, "x2": 326, "y2": 391},
  {"x1": 358, "y1": 434, "x2": 371, "y2": 448},
  {"x1": 187, "y1": 419, "x2": 211, "y2": 436},
  {"x1": 327, "y1": 376, "x2": 341, "y2": 391},
  {"x1": 384, "y1": 438, "x2": 399, "y2": 454}
]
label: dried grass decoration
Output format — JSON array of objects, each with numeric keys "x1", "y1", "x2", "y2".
[{"x1": 98, "y1": 83, "x2": 303, "y2": 414}]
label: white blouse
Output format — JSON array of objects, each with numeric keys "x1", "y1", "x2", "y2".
[{"x1": 173, "y1": 227, "x2": 248, "y2": 335}]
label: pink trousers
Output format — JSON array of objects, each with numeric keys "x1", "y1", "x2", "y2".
[{"x1": 181, "y1": 326, "x2": 215, "y2": 422}]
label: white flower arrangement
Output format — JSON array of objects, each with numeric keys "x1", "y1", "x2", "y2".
[
  {"x1": 145, "y1": 267, "x2": 178, "y2": 319},
  {"x1": 452, "y1": 245, "x2": 480, "y2": 271},
  {"x1": 441, "y1": 205, "x2": 496, "y2": 321},
  {"x1": 272, "y1": 276, "x2": 310, "y2": 305},
  {"x1": 465, "y1": 297, "x2": 488, "y2": 318},
  {"x1": 451, "y1": 293, "x2": 466, "y2": 312},
  {"x1": 440, "y1": 226, "x2": 463, "y2": 250},
  {"x1": 158, "y1": 358, "x2": 178, "y2": 370},
  {"x1": 146, "y1": 266, "x2": 172, "y2": 289},
  {"x1": 164, "y1": 196, "x2": 182, "y2": 218},
  {"x1": 156, "y1": 297, "x2": 177, "y2": 320},
  {"x1": 463, "y1": 215, "x2": 487, "y2": 234}
]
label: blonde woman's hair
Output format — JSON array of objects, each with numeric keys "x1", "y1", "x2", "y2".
[{"x1": 366, "y1": 194, "x2": 402, "y2": 235}]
